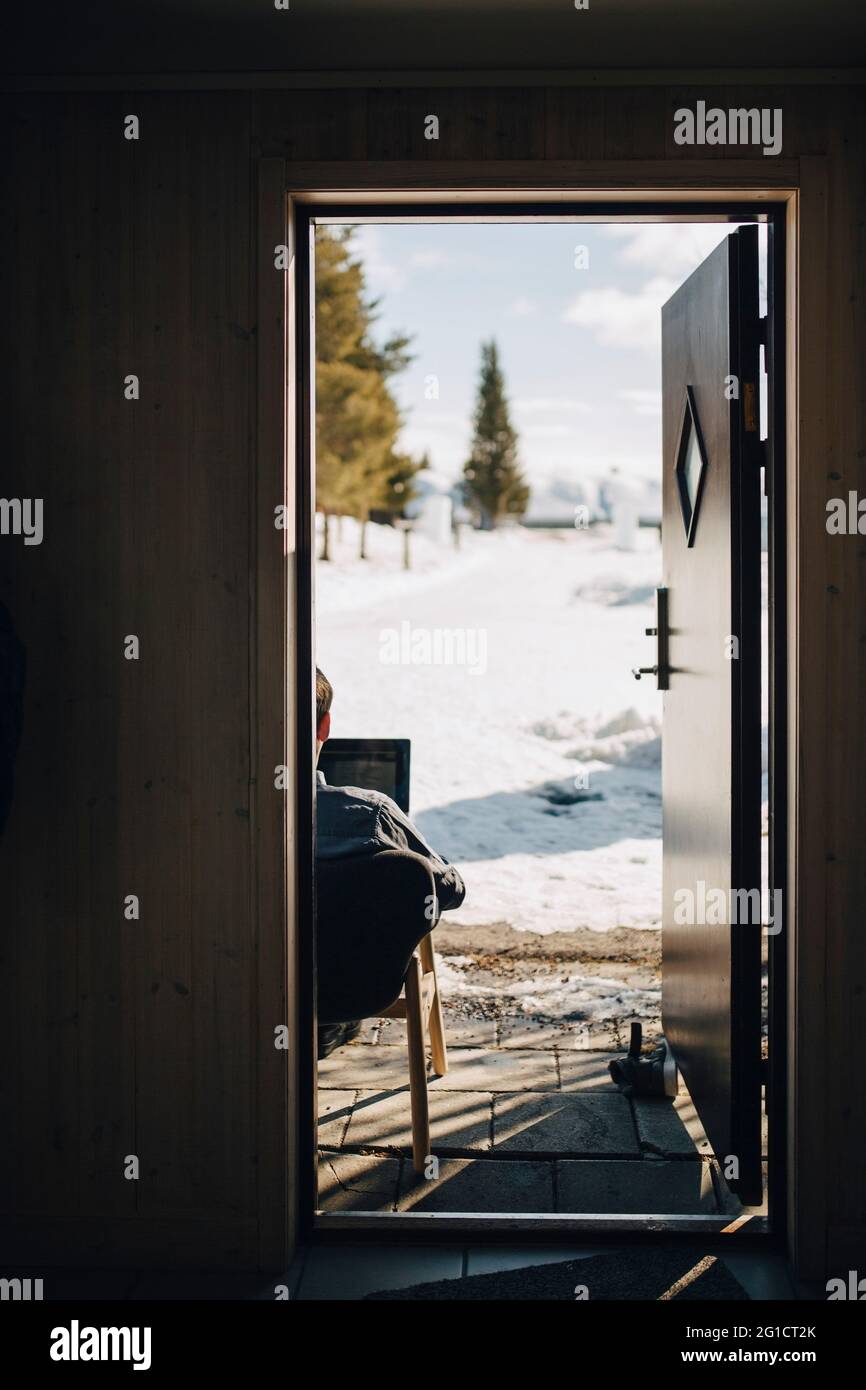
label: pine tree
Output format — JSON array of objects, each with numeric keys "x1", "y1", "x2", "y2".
[
  {"x1": 463, "y1": 340, "x2": 529, "y2": 528},
  {"x1": 315, "y1": 227, "x2": 423, "y2": 559}
]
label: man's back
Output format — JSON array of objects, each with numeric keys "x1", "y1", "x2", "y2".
[{"x1": 316, "y1": 771, "x2": 466, "y2": 912}]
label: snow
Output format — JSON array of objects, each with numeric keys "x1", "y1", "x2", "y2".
[
  {"x1": 435, "y1": 956, "x2": 660, "y2": 1026},
  {"x1": 316, "y1": 518, "x2": 665, "y2": 938},
  {"x1": 315, "y1": 514, "x2": 492, "y2": 616}
]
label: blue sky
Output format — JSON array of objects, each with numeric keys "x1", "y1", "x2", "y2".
[{"x1": 336, "y1": 220, "x2": 756, "y2": 515}]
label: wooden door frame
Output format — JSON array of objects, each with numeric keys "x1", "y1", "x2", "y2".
[{"x1": 257, "y1": 158, "x2": 818, "y2": 1273}]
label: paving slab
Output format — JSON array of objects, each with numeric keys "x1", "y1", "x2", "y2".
[
  {"x1": 556, "y1": 1052, "x2": 622, "y2": 1092},
  {"x1": 317, "y1": 1089, "x2": 355, "y2": 1147},
  {"x1": 317, "y1": 1152, "x2": 401, "y2": 1213},
  {"x1": 428, "y1": 1047, "x2": 558, "y2": 1091},
  {"x1": 498, "y1": 1018, "x2": 593, "y2": 1050},
  {"x1": 634, "y1": 1095, "x2": 706, "y2": 1156},
  {"x1": 345, "y1": 1089, "x2": 492, "y2": 1153},
  {"x1": 440, "y1": 1017, "x2": 500, "y2": 1048},
  {"x1": 318, "y1": 1044, "x2": 413, "y2": 1091},
  {"x1": 556, "y1": 1158, "x2": 718, "y2": 1214},
  {"x1": 397, "y1": 1157, "x2": 554, "y2": 1213},
  {"x1": 379, "y1": 1014, "x2": 497, "y2": 1048},
  {"x1": 493, "y1": 1092, "x2": 639, "y2": 1156}
]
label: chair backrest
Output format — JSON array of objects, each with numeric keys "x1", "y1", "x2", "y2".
[{"x1": 316, "y1": 849, "x2": 435, "y2": 1023}]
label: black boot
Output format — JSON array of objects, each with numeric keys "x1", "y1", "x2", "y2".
[{"x1": 317, "y1": 1019, "x2": 362, "y2": 1059}]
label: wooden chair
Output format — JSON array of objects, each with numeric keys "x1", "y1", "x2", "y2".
[
  {"x1": 379, "y1": 930, "x2": 448, "y2": 1172},
  {"x1": 316, "y1": 849, "x2": 449, "y2": 1173}
]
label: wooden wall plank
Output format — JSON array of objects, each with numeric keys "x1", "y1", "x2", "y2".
[
  {"x1": 253, "y1": 89, "x2": 367, "y2": 162},
  {"x1": 255, "y1": 159, "x2": 293, "y2": 1268},
  {"x1": 365, "y1": 86, "x2": 546, "y2": 160},
  {"x1": 823, "y1": 87, "x2": 866, "y2": 1275},
  {"x1": 543, "y1": 87, "x2": 605, "y2": 160},
  {"x1": 129, "y1": 92, "x2": 254, "y2": 1221},
  {"x1": 130, "y1": 91, "x2": 196, "y2": 1217}
]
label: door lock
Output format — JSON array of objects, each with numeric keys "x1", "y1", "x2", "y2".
[{"x1": 632, "y1": 586, "x2": 670, "y2": 690}]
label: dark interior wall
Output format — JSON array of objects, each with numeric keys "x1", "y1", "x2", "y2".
[
  {"x1": 1, "y1": 81, "x2": 864, "y2": 1275},
  {"x1": 0, "y1": 92, "x2": 260, "y2": 1264}
]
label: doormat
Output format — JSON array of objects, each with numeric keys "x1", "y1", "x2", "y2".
[{"x1": 365, "y1": 1250, "x2": 750, "y2": 1301}]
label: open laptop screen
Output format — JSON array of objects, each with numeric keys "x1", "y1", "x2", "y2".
[{"x1": 317, "y1": 737, "x2": 411, "y2": 815}]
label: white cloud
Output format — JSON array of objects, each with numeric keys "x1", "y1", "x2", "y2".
[
  {"x1": 563, "y1": 275, "x2": 679, "y2": 351},
  {"x1": 352, "y1": 225, "x2": 409, "y2": 294},
  {"x1": 619, "y1": 388, "x2": 662, "y2": 416},
  {"x1": 604, "y1": 223, "x2": 732, "y2": 276}
]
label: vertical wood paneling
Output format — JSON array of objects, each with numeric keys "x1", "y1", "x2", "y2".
[
  {"x1": 365, "y1": 86, "x2": 545, "y2": 161},
  {"x1": 787, "y1": 157, "x2": 829, "y2": 1277},
  {"x1": 255, "y1": 159, "x2": 293, "y2": 1268},
  {"x1": 602, "y1": 87, "x2": 667, "y2": 161},
  {"x1": 823, "y1": 88, "x2": 866, "y2": 1271},
  {"x1": 543, "y1": 87, "x2": 605, "y2": 161},
  {"x1": 131, "y1": 91, "x2": 196, "y2": 1217},
  {"x1": 185, "y1": 94, "x2": 255, "y2": 1224},
  {"x1": 253, "y1": 89, "x2": 367, "y2": 162},
  {"x1": 72, "y1": 94, "x2": 137, "y2": 1218},
  {"x1": 129, "y1": 92, "x2": 254, "y2": 1232}
]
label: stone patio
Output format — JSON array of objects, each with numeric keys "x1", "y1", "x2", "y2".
[{"x1": 317, "y1": 1020, "x2": 762, "y2": 1216}]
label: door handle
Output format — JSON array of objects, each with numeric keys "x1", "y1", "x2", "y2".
[{"x1": 632, "y1": 586, "x2": 670, "y2": 690}]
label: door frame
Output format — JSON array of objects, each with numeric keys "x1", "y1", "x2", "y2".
[{"x1": 258, "y1": 160, "x2": 804, "y2": 1261}]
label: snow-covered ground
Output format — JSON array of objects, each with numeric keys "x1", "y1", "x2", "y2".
[{"x1": 317, "y1": 516, "x2": 665, "y2": 929}]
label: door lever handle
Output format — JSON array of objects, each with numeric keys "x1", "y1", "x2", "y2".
[{"x1": 632, "y1": 587, "x2": 670, "y2": 690}]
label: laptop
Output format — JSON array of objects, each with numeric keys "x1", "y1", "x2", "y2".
[{"x1": 317, "y1": 737, "x2": 411, "y2": 815}]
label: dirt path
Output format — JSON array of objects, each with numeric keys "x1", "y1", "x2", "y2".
[{"x1": 434, "y1": 919, "x2": 662, "y2": 1047}]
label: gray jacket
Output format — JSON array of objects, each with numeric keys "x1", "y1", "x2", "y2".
[{"x1": 316, "y1": 770, "x2": 466, "y2": 911}]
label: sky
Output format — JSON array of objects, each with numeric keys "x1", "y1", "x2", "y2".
[{"x1": 331, "y1": 219, "x2": 761, "y2": 518}]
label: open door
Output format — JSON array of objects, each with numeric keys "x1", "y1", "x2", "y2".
[{"x1": 659, "y1": 225, "x2": 763, "y2": 1204}]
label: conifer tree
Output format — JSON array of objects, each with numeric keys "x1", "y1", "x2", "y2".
[
  {"x1": 315, "y1": 227, "x2": 423, "y2": 559},
  {"x1": 463, "y1": 339, "x2": 529, "y2": 529}
]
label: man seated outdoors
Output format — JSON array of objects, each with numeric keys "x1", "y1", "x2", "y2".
[{"x1": 315, "y1": 666, "x2": 466, "y2": 1057}]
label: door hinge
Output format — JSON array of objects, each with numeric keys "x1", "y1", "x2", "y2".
[{"x1": 743, "y1": 381, "x2": 759, "y2": 433}]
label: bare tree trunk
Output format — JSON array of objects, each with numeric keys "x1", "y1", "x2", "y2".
[
  {"x1": 359, "y1": 512, "x2": 368, "y2": 560},
  {"x1": 402, "y1": 526, "x2": 411, "y2": 571},
  {"x1": 320, "y1": 510, "x2": 331, "y2": 562}
]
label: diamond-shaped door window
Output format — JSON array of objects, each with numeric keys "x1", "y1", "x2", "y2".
[{"x1": 674, "y1": 385, "x2": 708, "y2": 547}]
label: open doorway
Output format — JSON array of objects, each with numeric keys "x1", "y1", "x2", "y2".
[{"x1": 299, "y1": 204, "x2": 784, "y2": 1234}]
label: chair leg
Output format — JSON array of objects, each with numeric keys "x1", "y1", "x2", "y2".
[
  {"x1": 419, "y1": 932, "x2": 449, "y2": 1076},
  {"x1": 404, "y1": 954, "x2": 431, "y2": 1174}
]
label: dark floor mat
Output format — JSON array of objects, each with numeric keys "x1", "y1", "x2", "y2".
[{"x1": 366, "y1": 1249, "x2": 750, "y2": 1300}]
